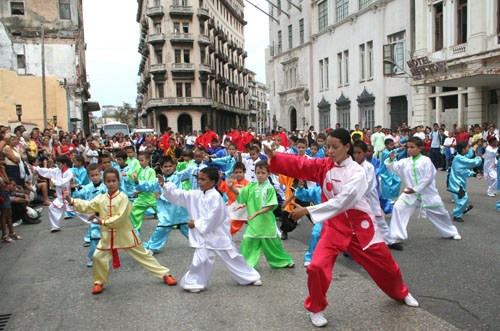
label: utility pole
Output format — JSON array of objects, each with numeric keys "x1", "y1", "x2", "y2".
[{"x1": 41, "y1": 25, "x2": 47, "y2": 129}]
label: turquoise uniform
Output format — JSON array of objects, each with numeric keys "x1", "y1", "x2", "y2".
[
  {"x1": 448, "y1": 154, "x2": 482, "y2": 218},
  {"x1": 380, "y1": 148, "x2": 402, "y2": 201},
  {"x1": 295, "y1": 186, "x2": 322, "y2": 264}
]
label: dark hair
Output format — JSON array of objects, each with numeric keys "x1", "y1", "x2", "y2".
[
  {"x1": 116, "y1": 150, "x2": 127, "y2": 160},
  {"x1": 316, "y1": 133, "x2": 327, "y2": 141},
  {"x1": 100, "y1": 152, "x2": 111, "y2": 160},
  {"x1": 407, "y1": 136, "x2": 424, "y2": 147},
  {"x1": 74, "y1": 155, "x2": 85, "y2": 164},
  {"x1": 255, "y1": 160, "x2": 269, "y2": 172},
  {"x1": 328, "y1": 128, "x2": 353, "y2": 156},
  {"x1": 296, "y1": 138, "x2": 308, "y2": 146},
  {"x1": 250, "y1": 139, "x2": 262, "y2": 148},
  {"x1": 27, "y1": 155, "x2": 38, "y2": 165},
  {"x1": 124, "y1": 145, "x2": 135, "y2": 151},
  {"x1": 199, "y1": 166, "x2": 219, "y2": 183},
  {"x1": 87, "y1": 163, "x2": 100, "y2": 172},
  {"x1": 103, "y1": 167, "x2": 120, "y2": 181},
  {"x1": 456, "y1": 141, "x2": 468, "y2": 154},
  {"x1": 55, "y1": 155, "x2": 71, "y2": 166},
  {"x1": 181, "y1": 150, "x2": 194, "y2": 158},
  {"x1": 138, "y1": 151, "x2": 150, "y2": 159},
  {"x1": 161, "y1": 156, "x2": 175, "y2": 166},
  {"x1": 310, "y1": 142, "x2": 319, "y2": 150},
  {"x1": 248, "y1": 145, "x2": 260, "y2": 153},
  {"x1": 384, "y1": 138, "x2": 394, "y2": 146},
  {"x1": 353, "y1": 140, "x2": 368, "y2": 152},
  {"x1": 289, "y1": 136, "x2": 299, "y2": 143},
  {"x1": 233, "y1": 162, "x2": 246, "y2": 171},
  {"x1": 351, "y1": 133, "x2": 362, "y2": 142}
]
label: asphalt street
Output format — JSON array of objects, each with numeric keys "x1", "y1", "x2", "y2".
[{"x1": 0, "y1": 171, "x2": 497, "y2": 330}]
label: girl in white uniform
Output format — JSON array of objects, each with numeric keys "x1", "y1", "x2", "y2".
[
  {"x1": 385, "y1": 137, "x2": 461, "y2": 250},
  {"x1": 161, "y1": 167, "x2": 261, "y2": 292},
  {"x1": 483, "y1": 137, "x2": 498, "y2": 197}
]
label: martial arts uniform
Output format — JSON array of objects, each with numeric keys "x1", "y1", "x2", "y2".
[
  {"x1": 448, "y1": 153, "x2": 482, "y2": 218},
  {"x1": 34, "y1": 166, "x2": 73, "y2": 231},
  {"x1": 270, "y1": 154, "x2": 409, "y2": 313},
  {"x1": 177, "y1": 161, "x2": 207, "y2": 190},
  {"x1": 162, "y1": 183, "x2": 261, "y2": 292},
  {"x1": 129, "y1": 166, "x2": 157, "y2": 233},
  {"x1": 114, "y1": 163, "x2": 136, "y2": 199},
  {"x1": 294, "y1": 186, "x2": 322, "y2": 264},
  {"x1": 385, "y1": 154, "x2": 460, "y2": 244},
  {"x1": 483, "y1": 145, "x2": 498, "y2": 196},
  {"x1": 380, "y1": 148, "x2": 402, "y2": 202}
]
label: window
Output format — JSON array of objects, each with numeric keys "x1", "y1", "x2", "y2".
[
  {"x1": 343, "y1": 50, "x2": 349, "y2": 84},
  {"x1": 185, "y1": 83, "x2": 192, "y2": 97},
  {"x1": 154, "y1": 22, "x2": 162, "y2": 33},
  {"x1": 337, "y1": 52, "x2": 343, "y2": 85},
  {"x1": 201, "y1": 82, "x2": 207, "y2": 97},
  {"x1": 183, "y1": 49, "x2": 190, "y2": 63},
  {"x1": 359, "y1": 102, "x2": 374, "y2": 130},
  {"x1": 336, "y1": 0, "x2": 348, "y2": 22},
  {"x1": 367, "y1": 41, "x2": 373, "y2": 79},
  {"x1": 277, "y1": 31, "x2": 282, "y2": 53},
  {"x1": 175, "y1": 49, "x2": 181, "y2": 63},
  {"x1": 318, "y1": 1, "x2": 328, "y2": 31},
  {"x1": 182, "y1": 22, "x2": 189, "y2": 33},
  {"x1": 176, "y1": 83, "x2": 183, "y2": 97},
  {"x1": 59, "y1": 0, "x2": 71, "y2": 20},
  {"x1": 277, "y1": 0, "x2": 281, "y2": 16},
  {"x1": 338, "y1": 106, "x2": 350, "y2": 130},
  {"x1": 497, "y1": 0, "x2": 500, "y2": 37},
  {"x1": 174, "y1": 22, "x2": 180, "y2": 33},
  {"x1": 384, "y1": 31, "x2": 405, "y2": 75},
  {"x1": 359, "y1": 44, "x2": 366, "y2": 81},
  {"x1": 156, "y1": 82, "x2": 164, "y2": 98},
  {"x1": 17, "y1": 54, "x2": 26, "y2": 69},
  {"x1": 457, "y1": 0, "x2": 467, "y2": 44},
  {"x1": 359, "y1": 0, "x2": 373, "y2": 10},
  {"x1": 288, "y1": 24, "x2": 293, "y2": 49},
  {"x1": 319, "y1": 60, "x2": 324, "y2": 90},
  {"x1": 10, "y1": 2, "x2": 24, "y2": 15},
  {"x1": 324, "y1": 58, "x2": 329, "y2": 89},
  {"x1": 299, "y1": 19, "x2": 304, "y2": 44},
  {"x1": 434, "y1": 2, "x2": 443, "y2": 51},
  {"x1": 320, "y1": 111, "x2": 331, "y2": 131},
  {"x1": 155, "y1": 49, "x2": 163, "y2": 63}
]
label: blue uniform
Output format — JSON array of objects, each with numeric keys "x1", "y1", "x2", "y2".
[
  {"x1": 448, "y1": 154, "x2": 482, "y2": 218},
  {"x1": 72, "y1": 181, "x2": 108, "y2": 261},
  {"x1": 306, "y1": 146, "x2": 325, "y2": 159},
  {"x1": 177, "y1": 161, "x2": 207, "y2": 190},
  {"x1": 136, "y1": 173, "x2": 190, "y2": 252},
  {"x1": 295, "y1": 186, "x2": 322, "y2": 264},
  {"x1": 113, "y1": 163, "x2": 136, "y2": 198},
  {"x1": 66, "y1": 167, "x2": 89, "y2": 218},
  {"x1": 210, "y1": 155, "x2": 237, "y2": 178},
  {"x1": 369, "y1": 157, "x2": 392, "y2": 214},
  {"x1": 380, "y1": 148, "x2": 402, "y2": 201}
]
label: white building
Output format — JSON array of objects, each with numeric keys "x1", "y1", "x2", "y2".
[
  {"x1": 248, "y1": 75, "x2": 269, "y2": 134},
  {"x1": 266, "y1": 0, "x2": 413, "y2": 132},
  {"x1": 412, "y1": 0, "x2": 500, "y2": 128}
]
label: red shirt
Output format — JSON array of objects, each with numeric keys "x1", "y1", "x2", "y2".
[{"x1": 455, "y1": 132, "x2": 469, "y2": 144}]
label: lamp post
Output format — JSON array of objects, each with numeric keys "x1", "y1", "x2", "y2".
[
  {"x1": 302, "y1": 116, "x2": 306, "y2": 129},
  {"x1": 15, "y1": 104, "x2": 22, "y2": 122},
  {"x1": 53, "y1": 115, "x2": 57, "y2": 128}
]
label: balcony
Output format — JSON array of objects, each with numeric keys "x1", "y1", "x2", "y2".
[
  {"x1": 199, "y1": 63, "x2": 212, "y2": 74},
  {"x1": 169, "y1": 32, "x2": 194, "y2": 44},
  {"x1": 208, "y1": 18, "x2": 215, "y2": 29},
  {"x1": 169, "y1": 5, "x2": 193, "y2": 18},
  {"x1": 197, "y1": 7, "x2": 210, "y2": 20},
  {"x1": 150, "y1": 63, "x2": 167, "y2": 75},
  {"x1": 198, "y1": 34, "x2": 210, "y2": 46},
  {"x1": 208, "y1": 44, "x2": 215, "y2": 53},
  {"x1": 145, "y1": 97, "x2": 213, "y2": 109},
  {"x1": 146, "y1": 6, "x2": 164, "y2": 18},
  {"x1": 148, "y1": 33, "x2": 165, "y2": 45},
  {"x1": 242, "y1": 51, "x2": 248, "y2": 58},
  {"x1": 448, "y1": 43, "x2": 468, "y2": 59},
  {"x1": 171, "y1": 63, "x2": 195, "y2": 72}
]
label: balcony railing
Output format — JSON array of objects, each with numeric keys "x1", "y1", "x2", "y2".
[
  {"x1": 150, "y1": 63, "x2": 167, "y2": 74},
  {"x1": 198, "y1": 34, "x2": 210, "y2": 45},
  {"x1": 197, "y1": 7, "x2": 210, "y2": 20},
  {"x1": 169, "y1": 5, "x2": 193, "y2": 17},
  {"x1": 170, "y1": 32, "x2": 194, "y2": 43},
  {"x1": 171, "y1": 63, "x2": 195, "y2": 71},
  {"x1": 199, "y1": 63, "x2": 212, "y2": 73},
  {"x1": 146, "y1": 97, "x2": 213, "y2": 108},
  {"x1": 449, "y1": 43, "x2": 467, "y2": 58},
  {"x1": 148, "y1": 33, "x2": 165, "y2": 44},
  {"x1": 146, "y1": 6, "x2": 164, "y2": 17}
]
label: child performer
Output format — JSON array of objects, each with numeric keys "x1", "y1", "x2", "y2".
[
  {"x1": 71, "y1": 163, "x2": 107, "y2": 266},
  {"x1": 33, "y1": 155, "x2": 74, "y2": 232},
  {"x1": 65, "y1": 167, "x2": 177, "y2": 295},
  {"x1": 264, "y1": 129, "x2": 418, "y2": 328},
  {"x1": 129, "y1": 152, "x2": 157, "y2": 233},
  {"x1": 447, "y1": 142, "x2": 482, "y2": 222},
  {"x1": 483, "y1": 137, "x2": 498, "y2": 197},
  {"x1": 353, "y1": 141, "x2": 391, "y2": 245},
  {"x1": 162, "y1": 167, "x2": 262, "y2": 292},
  {"x1": 137, "y1": 156, "x2": 190, "y2": 254},
  {"x1": 380, "y1": 138, "x2": 402, "y2": 205},
  {"x1": 228, "y1": 160, "x2": 295, "y2": 269},
  {"x1": 386, "y1": 137, "x2": 461, "y2": 250},
  {"x1": 177, "y1": 149, "x2": 207, "y2": 190},
  {"x1": 219, "y1": 162, "x2": 249, "y2": 235},
  {"x1": 114, "y1": 150, "x2": 136, "y2": 199}
]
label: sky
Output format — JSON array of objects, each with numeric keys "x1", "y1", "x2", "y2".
[{"x1": 83, "y1": 0, "x2": 269, "y2": 107}]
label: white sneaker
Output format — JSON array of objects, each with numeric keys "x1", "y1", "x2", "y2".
[
  {"x1": 309, "y1": 311, "x2": 328, "y2": 327},
  {"x1": 404, "y1": 293, "x2": 419, "y2": 307},
  {"x1": 187, "y1": 288, "x2": 201, "y2": 293},
  {"x1": 304, "y1": 261, "x2": 311, "y2": 267},
  {"x1": 146, "y1": 249, "x2": 154, "y2": 256},
  {"x1": 487, "y1": 193, "x2": 496, "y2": 197},
  {"x1": 287, "y1": 262, "x2": 295, "y2": 268},
  {"x1": 252, "y1": 280, "x2": 263, "y2": 286},
  {"x1": 451, "y1": 234, "x2": 461, "y2": 240},
  {"x1": 13, "y1": 220, "x2": 23, "y2": 227}
]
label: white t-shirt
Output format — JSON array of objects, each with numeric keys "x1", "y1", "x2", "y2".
[{"x1": 443, "y1": 137, "x2": 456, "y2": 154}]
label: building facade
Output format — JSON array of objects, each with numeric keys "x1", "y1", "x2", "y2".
[
  {"x1": 0, "y1": 0, "x2": 97, "y2": 132},
  {"x1": 266, "y1": 0, "x2": 413, "y2": 132},
  {"x1": 412, "y1": 0, "x2": 500, "y2": 128},
  {"x1": 136, "y1": 0, "x2": 253, "y2": 135},
  {"x1": 248, "y1": 75, "x2": 269, "y2": 134}
]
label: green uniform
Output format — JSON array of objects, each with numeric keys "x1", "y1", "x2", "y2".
[
  {"x1": 237, "y1": 181, "x2": 293, "y2": 268},
  {"x1": 129, "y1": 166, "x2": 157, "y2": 233}
]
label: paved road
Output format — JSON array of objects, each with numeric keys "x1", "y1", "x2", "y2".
[{"x1": 0, "y1": 171, "x2": 496, "y2": 330}]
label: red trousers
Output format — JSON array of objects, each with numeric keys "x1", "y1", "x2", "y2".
[
  {"x1": 230, "y1": 220, "x2": 245, "y2": 235},
  {"x1": 304, "y1": 210, "x2": 408, "y2": 313}
]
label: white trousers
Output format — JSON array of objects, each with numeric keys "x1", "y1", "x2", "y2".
[
  {"x1": 374, "y1": 215, "x2": 391, "y2": 244},
  {"x1": 48, "y1": 204, "x2": 66, "y2": 230},
  {"x1": 485, "y1": 169, "x2": 497, "y2": 195},
  {"x1": 180, "y1": 246, "x2": 261, "y2": 290},
  {"x1": 389, "y1": 199, "x2": 459, "y2": 244}
]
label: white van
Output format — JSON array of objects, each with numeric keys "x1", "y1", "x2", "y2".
[{"x1": 132, "y1": 128, "x2": 156, "y2": 137}]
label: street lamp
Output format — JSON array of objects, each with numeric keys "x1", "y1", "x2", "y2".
[
  {"x1": 15, "y1": 104, "x2": 22, "y2": 121},
  {"x1": 53, "y1": 115, "x2": 57, "y2": 127},
  {"x1": 302, "y1": 116, "x2": 306, "y2": 129}
]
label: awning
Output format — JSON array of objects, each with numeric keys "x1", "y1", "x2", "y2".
[
  {"x1": 412, "y1": 68, "x2": 500, "y2": 88},
  {"x1": 83, "y1": 101, "x2": 101, "y2": 112},
  {"x1": 70, "y1": 118, "x2": 82, "y2": 122}
]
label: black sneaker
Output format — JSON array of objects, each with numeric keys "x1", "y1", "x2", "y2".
[
  {"x1": 281, "y1": 232, "x2": 288, "y2": 240},
  {"x1": 388, "y1": 243, "x2": 404, "y2": 251},
  {"x1": 453, "y1": 217, "x2": 464, "y2": 222},
  {"x1": 23, "y1": 218, "x2": 41, "y2": 225},
  {"x1": 463, "y1": 205, "x2": 473, "y2": 215}
]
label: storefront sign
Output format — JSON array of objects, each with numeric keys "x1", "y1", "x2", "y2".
[{"x1": 407, "y1": 56, "x2": 447, "y2": 78}]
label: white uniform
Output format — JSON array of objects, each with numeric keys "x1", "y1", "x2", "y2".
[
  {"x1": 34, "y1": 166, "x2": 73, "y2": 231},
  {"x1": 361, "y1": 160, "x2": 390, "y2": 244},
  {"x1": 385, "y1": 154, "x2": 459, "y2": 244},
  {"x1": 162, "y1": 183, "x2": 260, "y2": 291},
  {"x1": 483, "y1": 145, "x2": 498, "y2": 196}
]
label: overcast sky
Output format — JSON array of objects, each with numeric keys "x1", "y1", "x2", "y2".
[{"x1": 83, "y1": 0, "x2": 269, "y2": 107}]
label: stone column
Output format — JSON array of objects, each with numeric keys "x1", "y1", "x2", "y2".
[
  {"x1": 435, "y1": 86, "x2": 442, "y2": 124},
  {"x1": 467, "y1": 87, "x2": 484, "y2": 125}
]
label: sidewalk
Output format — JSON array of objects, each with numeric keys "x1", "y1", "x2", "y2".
[{"x1": 0, "y1": 213, "x2": 459, "y2": 331}]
